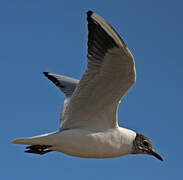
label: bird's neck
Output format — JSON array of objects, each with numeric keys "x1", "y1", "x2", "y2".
[{"x1": 117, "y1": 126, "x2": 136, "y2": 154}]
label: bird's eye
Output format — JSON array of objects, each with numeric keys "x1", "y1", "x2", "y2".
[{"x1": 143, "y1": 140, "x2": 149, "y2": 147}]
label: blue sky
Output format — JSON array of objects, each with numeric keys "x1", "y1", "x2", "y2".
[{"x1": 1, "y1": 0, "x2": 182, "y2": 179}]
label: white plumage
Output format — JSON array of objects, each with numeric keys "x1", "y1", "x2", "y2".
[{"x1": 11, "y1": 11, "x2": 163, "y2": 161}]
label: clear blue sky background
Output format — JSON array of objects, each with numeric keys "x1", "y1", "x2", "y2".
[{"x1": 1, "y1": 0, "x2": 182, "y2": 179}]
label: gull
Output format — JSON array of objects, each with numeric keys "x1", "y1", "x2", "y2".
[{"x1": 11, "y1": 10, "x2": 163, "y2": 161}]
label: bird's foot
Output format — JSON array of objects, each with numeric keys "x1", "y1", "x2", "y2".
[{"x1": 25, "y1": 145, "x2": 53, "y2": 155}]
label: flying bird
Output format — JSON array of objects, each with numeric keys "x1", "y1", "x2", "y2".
[{"x1": 11, "y1": 11, "x2": 163, "y2": 161}]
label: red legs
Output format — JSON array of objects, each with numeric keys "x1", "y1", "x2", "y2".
[{"x1": 25, "y1": 145, "x2": 53, "y2": 155}]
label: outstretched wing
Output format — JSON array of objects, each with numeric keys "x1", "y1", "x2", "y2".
[
  {"x1": 43, "y1": 72, "x2": 79, "y2": 97},
  {"x1": 60, "y1": 11, "x2": 136, "y2": 131},
  {"x1": 43, "y1": 72, "x2": 79, "y2": 122}
]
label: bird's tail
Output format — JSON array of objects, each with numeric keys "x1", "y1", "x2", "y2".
[{"x1": 11, "y1": 132, "x2": 57, "y2": 155}]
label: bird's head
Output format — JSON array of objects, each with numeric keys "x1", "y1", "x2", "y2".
[{"x1": 133, "y1": 133, "x2": 163, "y2": 161}]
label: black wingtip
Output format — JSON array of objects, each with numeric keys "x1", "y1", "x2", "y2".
[
  {"x1": 87, "y1": 10, "x2": 93, "y2": 17},
  {"x1": 43, "y1": 72, "x2": 49, "y2": 77},
  {"x1": 43, "y1": 72, "x2": 60, "y2": 86}
]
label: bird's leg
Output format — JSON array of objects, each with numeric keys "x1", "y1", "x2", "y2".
[{"x1": 25, "y1": 145, "x2": 53, "y2": 155}]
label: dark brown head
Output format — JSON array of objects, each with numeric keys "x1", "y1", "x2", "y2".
[{"x1": 133, "y1": 133, "x2": 163, "y2": 161}]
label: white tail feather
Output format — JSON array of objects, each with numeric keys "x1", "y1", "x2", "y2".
[{"x1": 11, "y1": 132, "x2": 57, "y2": 145}]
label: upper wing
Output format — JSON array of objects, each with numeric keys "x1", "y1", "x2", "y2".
[
  {"x1": 43, "y1": 72, "x2": 79, "y2": 97},
  {"x1": 60, "y1": 11, "x2": 136, "y2": 131},
  {"x1": 43, "y1": 72, "x2": 79, "y2": 121}
]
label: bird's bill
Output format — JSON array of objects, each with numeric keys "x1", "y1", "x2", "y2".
[{"x1": 148, "y1": 149, "x2": 163, "y2": 161}]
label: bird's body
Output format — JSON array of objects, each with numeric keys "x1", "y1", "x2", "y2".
[
  {"x1": 13, "y1": 127, "x2": 135, "y2": 158},
  {"x1": 11, "y1": 11, "x2": 163, "y2": 161}
]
